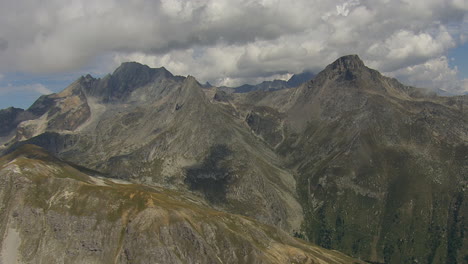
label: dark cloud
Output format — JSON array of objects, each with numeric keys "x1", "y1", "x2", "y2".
[{"x1": 0, "y1": 38, "x2": 7, "y2": 51}]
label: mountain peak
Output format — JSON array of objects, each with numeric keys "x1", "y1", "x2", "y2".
[
  {"x1": 329, "y1": 54, "x2": 365, "y2": 71},
  {"x1": 115, "y1": 61, "x2": 149, "y2": 71},
  {"x1": 81, "y1": 62, "x2": 178, "y2": 102},
  {"x1": 313, "y1": 54, "x2": 369, "y2": 83},
  {"x1": 120, "y1": 61, "x2": 144, "y2": 66},
  {"x1": 113, "y1": 62, "x2": 173, "y2": 79}
]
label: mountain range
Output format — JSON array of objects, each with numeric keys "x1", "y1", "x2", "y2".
[
  {"x1": 0, "y1": 55, "x2": 466, "y2": 264},
  {"x1": 217, "y1": 71, "x2": 315, "y2": 93}
]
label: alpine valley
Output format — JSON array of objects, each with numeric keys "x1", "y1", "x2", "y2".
[{"x1": 0, "y1": 55, "x2": 466, "y2": 264}]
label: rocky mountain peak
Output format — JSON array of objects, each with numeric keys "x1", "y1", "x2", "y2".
[
  {"x1": 310, "y1": 54, "x2": 384, "y2": 87},
  {"x1": 83, "y1": 74, "x2": 95, "y2": 80},
  {"x1": 80, "y1": 62, "x2": 179, "y2": 102},
  {"x1": 328, "y1": 54, "x2": 365, "y2": 71},
  {"x1": 185, "y1": 75, "x2": 198, "y2": 83},
  {"x1": 113, "y1": 62, "x2": 173, "y2": 79},
  {"x1": 113, "y1": 61, "x2": 148, "y2": 76},
  {"x1": 112, "y1": 62, "x2": 170, "y2": 82},
  {"x1": 78, "y1": 74, "x2": 97, "y2": 89}
]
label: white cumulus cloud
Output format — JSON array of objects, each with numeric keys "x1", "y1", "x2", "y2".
[
  {"x1": 0, "y1": 83, "x2": 53, "y2": 95},
  {"x1": 388, "y1": 56, "x2": 468, "y2": 93},
  {"x1": 0, "y1": 0, "x2": 467, "y2": 93}
]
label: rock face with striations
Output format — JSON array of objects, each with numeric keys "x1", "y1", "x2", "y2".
[{"x1": 0, "y1": 56, "x2": 466, "y2": 264}]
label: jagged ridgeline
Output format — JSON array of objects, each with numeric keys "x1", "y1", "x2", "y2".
[{"x1": 1, "y1": 55, "x2": 467, "y2": 264}]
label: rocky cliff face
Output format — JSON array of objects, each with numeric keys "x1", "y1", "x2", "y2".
[
  {"x1": 1, "y1": 63, "x2": 304, "y2": 234},
  {"x1": 1, "y1": 56, "x2": 466, "y2": 264},
  {"x1": 238, "y1": 55, "x2": 467, "y2": 263},
  {"x1": 13, "y1": 80, "x2": 91, "y2": 141},
  {"x1": 0, "y1": 107, "x2": 33, "y2": 139},
  {"x1": 0, "y1": 145, "x2": 363, "y2": 264}
]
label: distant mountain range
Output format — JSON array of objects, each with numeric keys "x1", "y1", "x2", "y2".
[
  {"x1": 215, "y1": 70, "x2": 315, "y2": 93},
  {"x1": 0, "y1": 55, "x2": 466, "y2": 264}
]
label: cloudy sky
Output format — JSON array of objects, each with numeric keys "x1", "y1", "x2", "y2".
[{"x1": 0, "y1": 0, "x2": 467, "y2": 108}]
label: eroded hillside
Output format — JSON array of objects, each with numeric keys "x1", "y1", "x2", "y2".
[{"x1": 0, "y1": 145, "x2": 363, "y2": 264}]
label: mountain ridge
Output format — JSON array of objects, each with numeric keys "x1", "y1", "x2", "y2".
[
  {"x1": 0, "y1": 144, "x2": 364, "y2": 264},
  {"x1": 218, "y1": 70, "x2": 315, "y2": 93},
  {"x1": 0, "y1": 55, "x2": 466, "y2": 263}
]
